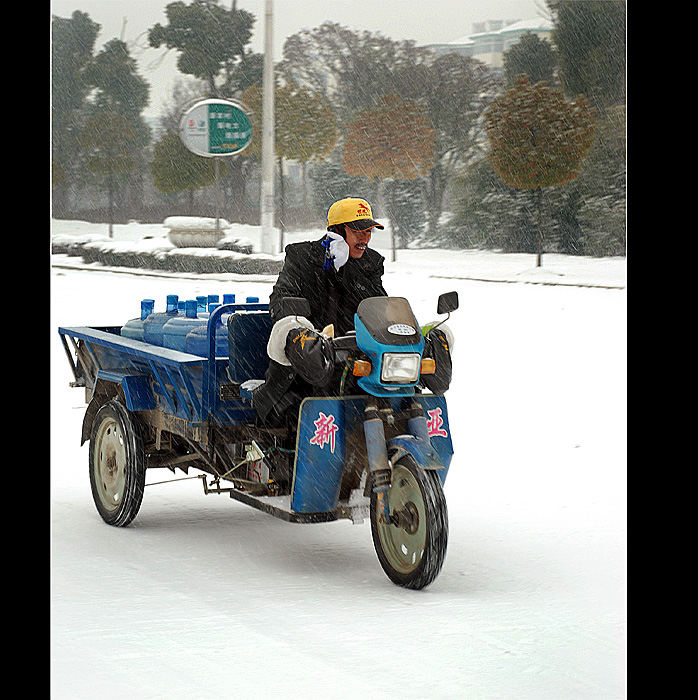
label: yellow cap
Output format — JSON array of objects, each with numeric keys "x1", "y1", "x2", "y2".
[{"x1": 326, "y1": 198, "x2": 384, "y2": 230}]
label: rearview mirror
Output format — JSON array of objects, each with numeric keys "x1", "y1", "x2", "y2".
[
  {"x1": 437, "y1": 291, "x2": 459, "y2": 315},
  {"x1": 281, "y1": 296, "x2": 311, "y2": 318}
]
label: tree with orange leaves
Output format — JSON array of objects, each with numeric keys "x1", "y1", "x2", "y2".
[
  {"x1": 484, "y1": 75, "x2": 596, "y2": 266},
  {"x1": 343, "y1": 95, "x2": 435, "y2": 260}
]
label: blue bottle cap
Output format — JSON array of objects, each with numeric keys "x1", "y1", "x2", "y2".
[
  {"x1": 141, "y1": 299, "x2": 155, "y2": 320},
  {"x1": 166, "y1": 294, "x2": 179, "y2": 312}
]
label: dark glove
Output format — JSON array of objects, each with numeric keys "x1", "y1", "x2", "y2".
[
  {"x1": 285, "y1": 327, "x2": 335, "y2": 386},
  {"x1": 421, "y1": 327, "x2": 452, "y2": 394}
]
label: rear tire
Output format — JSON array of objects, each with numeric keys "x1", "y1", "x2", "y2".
[
  {"x1": 89, "y1": 400, "x2": 145, "y2": 527},
  {"x1": 370, "y1": 456, "x2": 448, "y2": 589}
]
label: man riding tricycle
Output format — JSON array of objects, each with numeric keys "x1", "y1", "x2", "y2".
[{"x1": 58, "y1": 198, "x2": 458, "y2": 589}]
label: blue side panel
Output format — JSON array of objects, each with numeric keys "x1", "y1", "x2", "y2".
[
  {"x1": 411, "y1": 395, "x2": 454, "y2": 484},
  {"x1": 291, "y1": 397, "x2": 346, "y2": 514}
]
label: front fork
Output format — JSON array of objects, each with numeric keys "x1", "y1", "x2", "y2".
[
  {"x1": 363, "y1": 401, "x2": 391, "y2": 523},
  {"x1": 362, "y1": 399, "x2": 431, "y2": 524}
]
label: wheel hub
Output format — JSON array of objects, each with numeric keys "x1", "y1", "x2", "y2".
[
  {"x1": 390, "y1": 501, "x2": 420, "y2": 534},
  {"x1": 375, "y1": 465, "x2": 428, "y2": 574}
]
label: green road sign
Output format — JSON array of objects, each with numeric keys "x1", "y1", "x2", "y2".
[{"x1": 179, "y1": 99, "x2": 253, "y2": 157}]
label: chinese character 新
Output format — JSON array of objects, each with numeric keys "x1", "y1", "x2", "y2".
[{"x1": 310, "y1": 412, "x2": 338, "y2": 453}]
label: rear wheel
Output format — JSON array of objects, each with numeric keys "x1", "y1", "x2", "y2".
[
  {"x1": 89, "y1": 400, "x2": 145, "y2": 527},
  {"x1": 370, "y1": 456, "x2": 448, "y2": 589}
]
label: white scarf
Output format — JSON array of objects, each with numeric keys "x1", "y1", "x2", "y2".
[{"x1": 326, "y1": 231, "x2": 350, "y2": 270}]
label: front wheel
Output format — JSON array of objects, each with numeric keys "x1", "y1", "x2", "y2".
[
  {"x1": 370, "y1": 456, "x2": 448, "y2": 589},
  {"x1": 89, "y1": 400, "x2": 146, "y2": 527}
]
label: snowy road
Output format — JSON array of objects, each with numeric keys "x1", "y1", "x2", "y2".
[{"x1": 51, "y1": 260, "x2": 626, "y2": 699}]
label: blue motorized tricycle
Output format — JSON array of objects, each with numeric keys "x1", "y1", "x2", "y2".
[{"x1": 58, "y1": 291, "x2": 457, "y2": 589}]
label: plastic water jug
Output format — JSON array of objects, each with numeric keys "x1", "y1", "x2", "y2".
[
  {"x1": 143, "y1": 294, "x2": 181, "y2": 346},
  {"x1": 162, "y1": 300, "x2": 206, "y2": 352},
  {"x1": 186, "y1": 303, "x2": 228, "y2": 357},
  {"x1": 121, "y1": 299, "x2": 155, "y2": 341},
  {"x1": 197, "y1": 294, "x2": 220, "y2": 319}
]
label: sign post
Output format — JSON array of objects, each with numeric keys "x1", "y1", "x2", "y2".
[{"x1": 179, "y1": 98, "x2": 253, "y2": 238}]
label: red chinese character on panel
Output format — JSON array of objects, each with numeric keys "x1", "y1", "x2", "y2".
[
  {"x1": 426, "y1": 407, "x2": 448, "y2": 438},
  {"x1": 309, "y1": 412, "x2": 338, "y2": 453}
]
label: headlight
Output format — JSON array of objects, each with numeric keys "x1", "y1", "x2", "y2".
[{"x1": 381, "y1": 353, "x2": 421, "y2": 383}]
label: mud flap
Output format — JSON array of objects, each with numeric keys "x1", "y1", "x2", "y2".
[{"x1": 291, "y1": 397, "x2": 346, "y2": 513}]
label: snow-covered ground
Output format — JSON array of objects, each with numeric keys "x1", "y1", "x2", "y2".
[{"x1": 51, "y1": 220, "x2": 626, "y2": 699}]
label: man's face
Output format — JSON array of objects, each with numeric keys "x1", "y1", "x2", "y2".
[{"x1": 344, "y1": 225, "x2": 373, "y2": 258}]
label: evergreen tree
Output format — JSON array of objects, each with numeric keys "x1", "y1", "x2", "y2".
[
  {"x1": 148, "y1": 0, "x2": 255, "y2": 96},
  {"x1": 82, "y1": 38, "x2": 151, "y2": 220},
  {"x1": 504, "y1": 32, "x2": 556, "y2": 86},
  {"x1": 308, "y1": 156, "x2": 378, "y2": 225},
  {"x1": 447, "y1": 158, "x2": 537, "y2": 253},
  {"x1": 51, "y1": 11, "x2": 100, "y2": 216},
  {"x1": 549, "y1": 0, "x2": 626, "y2": 113},
  {"x1": 83, "y1": 39, "x2": 150, "y2": 119},
  {"x1": 79, "y1": 112, "x2": 139, "y2": 236},
  {"x1": 150, "y1": 130, "x2": 221, "y2": 214}
]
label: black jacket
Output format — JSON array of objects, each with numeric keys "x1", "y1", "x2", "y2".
[
  {"x1": 269, "y1": 237, "x2": 387, "y2": 334},
  {"x1": 254, "y1": 237, "x2": 387, "y2": 421}
]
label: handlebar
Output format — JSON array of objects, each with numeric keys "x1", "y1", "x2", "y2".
[{"x1": 332, "y1": 332, "x2": 358, "y2": 351}]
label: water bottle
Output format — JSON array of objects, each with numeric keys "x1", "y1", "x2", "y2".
[
  {"x1": 186, "y1": 303, "x2": 228, "y2": 357},
  {"x1": 121, "y1": 299, "x2": 155, "y2": 341},
  {"x1": 143, "y1": 294, "x2": 181, "y2": 346},
  {"x1": 162, "y1": 300, "x2": 206, "y2": 352}
]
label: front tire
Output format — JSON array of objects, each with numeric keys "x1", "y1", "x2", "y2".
[
  {"x1": 370, "y1": 456, "x2": 448, "y2": 589},
  {"x1": 89, "y1": 400, "x2": 145, "y2": 527}
]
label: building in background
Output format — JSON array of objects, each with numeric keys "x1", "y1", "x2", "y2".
[{"x1": 428, "y1": 18, "x2": 554, "y2": 69}]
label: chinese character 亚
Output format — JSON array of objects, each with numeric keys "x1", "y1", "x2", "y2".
[{"x1": 426, "y1": 407, "x2": 448, "y2": 438}]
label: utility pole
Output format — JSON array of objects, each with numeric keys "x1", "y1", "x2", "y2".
[{"x1": 260, "y1": 0, "x2": 276, "y2": 253}]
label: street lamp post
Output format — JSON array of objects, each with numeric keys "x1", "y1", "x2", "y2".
[{"x1": 260, "y1": 0, "x2": 276, "y2": 254}]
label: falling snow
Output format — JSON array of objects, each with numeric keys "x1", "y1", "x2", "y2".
[{"x1": 51, "y1": 219, "x2": 626, "y2": 700}]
